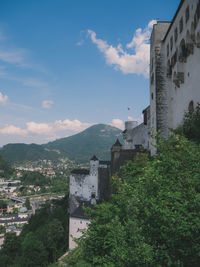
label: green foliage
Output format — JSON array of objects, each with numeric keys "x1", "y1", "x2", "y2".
[
  {"x1": 20, "y1": 171, "x2": 50, "y2": 186},
  {"x1": 25, "y1": 197, "x2": 31, "y2": 210},
  {"x1": 175, "y1": 103, "x2": 200, "y2": 143},
  {"x1": 0, "y1": 155, "x2": 13, "y2": 177},
  {"x1": 0, "y1": 233, "x2": 21, "y2": 266},
  {"x1": 0, "y1": 143, "x2": 61, "y2": 163},
  {"x1": 67, "y1": 135, "x2": 200, "y2": 266},
  {"x1": 0, "y1": 196, "x2": 69, "y2": 267},
  {"x1": 21, "y1": 232, "x2": 48, "y2": 267}
]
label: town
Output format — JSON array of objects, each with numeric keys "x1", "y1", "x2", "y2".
[{"x1": 0, "y1": 157, "x2": 79, "y2": 248}]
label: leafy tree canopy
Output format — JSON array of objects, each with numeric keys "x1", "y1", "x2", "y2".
[{"x1": 67, "y1": 135, "x2": 200, "y2": 266}]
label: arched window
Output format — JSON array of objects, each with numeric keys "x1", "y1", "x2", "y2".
[
  {"x1": 179, "y1": 39, "x2": 187, "y2": 62},
  {"x1": 197, "y1": 3, "x2": 200, "y2": 20},
  {"x1": 186, "y1": 30, "x2": 194, "y2": 55},
  {"x1": 167, "y1": 59, "x2": 172, "y2": 77},
  {"x1": 185, "y1": 6, "x2": 190, "y2": 23},
  {"x1": 179, "y1": 17, "x2": 183, "y2": 33},
  {"x1": 191, "y1": 22, "x2": 195, "y2": 43},
  {"x1": 196, "y1": 32, "x2": 200, "y2": 48},
  {"x1": 188, "y1": 101, "x2": 194, "y2": 113},
  {"x1": 194, "y1": 12, "x2": 198, "y2": 29},
  {"x1": 174, "y1": 27, "x2": 178, "y2": 42}
]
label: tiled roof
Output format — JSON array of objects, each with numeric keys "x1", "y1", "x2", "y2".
[
  {"x1": 112, "y1": 138, "x2": 122, "y2": 147},
  {"x1": 71, "y1": 169, "x2": 90, "y2": 175},
  {"x1": 99, "y1": 161, "x2": 111, "y2": 165},
  {"x1": 90, "y1": 155, "x2": 99, "y2": 161}
]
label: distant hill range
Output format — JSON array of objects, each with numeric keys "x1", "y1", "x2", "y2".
[{"x1": 0, "y1": 124, "x2": 123, "y2": 163}]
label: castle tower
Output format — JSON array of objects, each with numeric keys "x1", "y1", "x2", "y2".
[
  {"x1": 111, "y1": 139, "x2": 122, "y2": 175},
  {"x1": 90, "y1": 155, "x2": 99, "y2": 176}
]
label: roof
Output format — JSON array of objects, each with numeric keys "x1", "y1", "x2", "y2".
[
  {"x1": 99, "y1": 160, "x2": 111, "y2": 165},
  {"x1": 70, "y1": 202, "x2": 95, "y2": 219},
  {"x1": 112, "y1": 139, "x2": 122, "y2": 147},
  {"x1": 71, "y1": 169, "x2": 90, "y2": 175},
  {"x1": 142, "y1": 105, "x2": 150, "y2": 114},
  {"x1": 90, "y1": 155, "x2": 99, "y2": 161}
]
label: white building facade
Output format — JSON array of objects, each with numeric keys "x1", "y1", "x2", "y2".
[
  {"x1": 124, "y1": 0, "x2": 200, "y2": 154},
  {"x1": 69, "y1": 156, "x2": 110, "y2": 250}
]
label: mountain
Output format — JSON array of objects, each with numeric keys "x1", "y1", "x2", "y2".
[
  {"x1": 0, "y1": 143, "x2": 61, "y2": 163},
  {"x1": 0, "y1": 124, "x2": 123, "y2": 163}
]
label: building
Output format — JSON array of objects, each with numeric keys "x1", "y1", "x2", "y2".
[
  {"x1": 68, "y1": 156, "x2": 110, "y2": 250},
  {"x1": 124, "y1": 0, "x2": 200, "y2": 154}
]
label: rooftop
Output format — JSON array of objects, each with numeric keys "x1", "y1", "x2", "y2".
[{"x1": 71, "y1": 169, "x2": 90, "y2": 175}]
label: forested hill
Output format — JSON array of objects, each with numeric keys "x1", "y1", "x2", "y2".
[
  {"x1": 0, "y1": 124, "x2": 123, "y2": 163},
  {"x1": 0, "y1": 155, "x2": 13, "y2": 177}
]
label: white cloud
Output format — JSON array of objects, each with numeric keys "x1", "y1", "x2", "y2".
[
  {"x1": 111, "y1": 119, "x2": 124, "y2": 130},
  {"x1": 54, "y1": 119, "x2": 93, "y2": 132},
  {"x1": 26, "y1": 122, "x2": 53, "y2": 135},
  {"x1": 0, "y1": 48, "x2": 28, "y2": 67},
  {"x1": 46, "y1": 135, "x2": 61, "y2": 142},
  {"x1": 42, "y1": 100, "x2": 54, "y2": 109},
  {"x1": 88, "y1": 20, "x2": 157, "y2": 77},
  {"x1": 0, "y1": 92, "x2": 8, "y2": 105},
  {"x1": 0, "y1": 125, "x2": 27, "y2": 135},
  {"x1": 0, "y1": 119, "x2": 95, "y2": 137}
]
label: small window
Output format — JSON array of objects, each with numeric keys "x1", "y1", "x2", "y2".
[
  {"x1": 151, "y1": 73, "x2": 154, "y2": 85},
  {"x1": 91, "y1": 193, "x2": 96, "y2": 199},
  {"x1": 188, "y1": 101, "x2": 194, "y2": 113},
  {"x1": 151, "y1": 93, "x2": 154, "y2": 100},
  {"x1": 170, "y1": 36, "x2": 173, "y2": 50},
  {"x1": 185, "y1": 6, "x2": 190, "y2": 23},
  {"x1": 167, "y1": 44, "x2": 169, "y2": 56},
  {"x1": 174, "y1": 27, "x2": 178, "y2": 42},
  {"x1": 151, "y1": 58, "x2": 154, "y2": 70},
  {"x1": 179, "y1": 17, "x2": 183, "y2": 33}
]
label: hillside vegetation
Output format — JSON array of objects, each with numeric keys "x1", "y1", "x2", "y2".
[
  {"x1": 0, "y1": 197, "x2": 69, "y2": 267},
  {"x1": 66, "y1": 106, "x2": 200, "y2": 267},
  {"x1": 0, "y1": 124, "x2": 123, "y2": 163},
  {"x1": 0, "y1": 155, "x2": 13, "y2": 177}
]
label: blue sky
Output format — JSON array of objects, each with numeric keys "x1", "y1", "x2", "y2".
[{"x1": 0, "y1": 0, "x2": 180, "y2": 146}]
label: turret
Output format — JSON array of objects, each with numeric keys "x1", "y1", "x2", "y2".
[
  {"x1": 90, "y1": 155, "x2": 99, "y2": 176},
  {"x1": 111, "y1": 139, "x2": 122, "y2": 175}
]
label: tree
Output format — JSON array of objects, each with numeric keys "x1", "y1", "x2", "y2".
[
  {"x1": 25, "y1": 197, "x2": 31, "y2": 210},
  {"x1": 0, "y1": 233, "x2": 21, "y2": 266},
  {"x1": 21, "y1": 232, "x2": 48, "y2": 267},
  {"x1": 67, "y1": 135, "x2": 200, "y2": 266}
]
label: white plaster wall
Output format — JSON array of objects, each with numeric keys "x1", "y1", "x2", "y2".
[
  {"x1": 124, "y1": 123, "x2": 149, "y2": 149},
  {"x1": 70, "y1": 172, "x2": 99, "y2": 201},
  {"x1": 69, "y1": 217, "x2": 89, "y2": 250},
  {"x1": 163, "y1": 0, "x2": 200, "y2": 129}
]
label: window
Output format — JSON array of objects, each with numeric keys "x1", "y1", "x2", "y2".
[
  {"x1": 167, "y1": 60, "x2": 172, "y2": 77},
  {"x1": 179, "y1": 39, "x2": 187, "y2": 62},
  {"x1": 170, "y1": 36, "x2": 173, "y2": 50},
  {"x1": 185, "y1": 6, "x2": 190, "y2": 23},
  {"x1": 174, "y1": 27, "x2": 178, "y2": 42},
  {"x1": 151, "y1": 58, "x2": 154, "y2": 70},
  {"x1": 151, "y1": 73, "x2": 154, "y2": 85},
  {"x1": 179, "y1": 17, "x2": 183, "y2": 33},
  {"x1": 167, "y1": 44, "x2": 169, "y2": 56},
  {"x1": 151, "y1": 93, "x2": 154, "y2": 100},
  {"x1": 188, "y1": 101, "x2": 194, "y2": 113}
]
